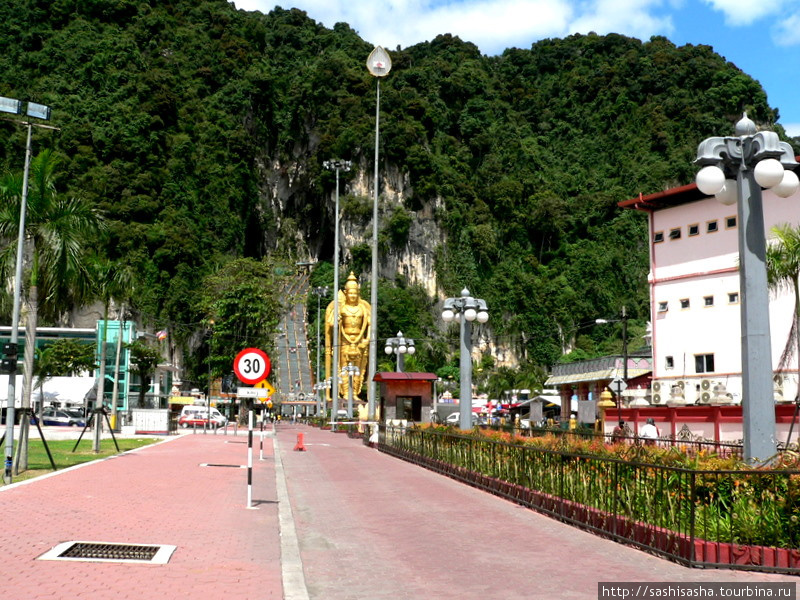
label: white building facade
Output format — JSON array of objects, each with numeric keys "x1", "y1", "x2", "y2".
[{"x1": 621, "y1": 182, "x2": 800, "y2": 406}]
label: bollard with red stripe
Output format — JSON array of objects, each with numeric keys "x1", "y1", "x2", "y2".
[{"x1": 294, "y1": 432, "x2": 306, "y2": 451}]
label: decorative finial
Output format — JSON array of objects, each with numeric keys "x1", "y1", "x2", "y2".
[{"x1": 735, "y1": 112, "x2": 756, "y2": 136}]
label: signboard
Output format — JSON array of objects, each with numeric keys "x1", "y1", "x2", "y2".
[
  {"x1": 255, "y1": 380, "x2": 276, "y2": 397},
  {"x1": 237, "y1": 387, "x2": 268, "y2": 398},
  {"x1": 233, "y1": 348, "x2": 270, "y2": 385},
  {"x1": 610, "y1": 377, "x2": 628, "y2": 396}
]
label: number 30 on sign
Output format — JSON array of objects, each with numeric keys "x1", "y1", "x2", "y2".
[{"x1": 233, "y1": 348, "x2": 271, "y2": 385}]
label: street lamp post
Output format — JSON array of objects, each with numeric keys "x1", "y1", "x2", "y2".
[
  {"x1": 341, "y1": 363, "x2": 360, "y2": 419},
  {"x1": 323, "y1": 160, "x2": 351, "y2": 429},
  {"x1": 206, "y1": 320, "x2": 215, "y2": 435},
  {"x1": 366, "y1": 46, "x2": 392, "y2": 423},
  {"x1": 596, "y1": 306, "x2": 629, "y2": 412},
  {"x1": 441, "y1": 289, "x2": 489, "y2": 431},
  {"x1": 314, "y1": 379, "x2": 331, "y2": 417},
  {"x1": 312, "y1": 286, "x2": 329, "y2": 416},
  {"x1": 0, "y1": 96, "x2": 52, "y2": 484},
  {"x1": 694, "y1": 113, "x2": 799, "y2": 463},
  {"x1": 384, "y1": 331, "x2": 415, "y2": 372}
]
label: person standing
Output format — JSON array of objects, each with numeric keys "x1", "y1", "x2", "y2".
[
  {"x1": 639, "y1": 418, "x2": 659, "y2": 446},
  {"x1": 611, "y1": 420, "x2": 626, "y2": 443}
]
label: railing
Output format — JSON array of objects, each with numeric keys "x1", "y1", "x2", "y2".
[{"x1": 379, "y1": 426, "x2": 800, "y2": 573}]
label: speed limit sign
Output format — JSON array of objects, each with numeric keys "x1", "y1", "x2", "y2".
[{"x1": 233, "y1": 348, "x2": 271, "y2": 385}]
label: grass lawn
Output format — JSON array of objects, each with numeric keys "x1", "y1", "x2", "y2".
[{"x1": 1, "y1": 437, "x2": 161, "y2": 486}]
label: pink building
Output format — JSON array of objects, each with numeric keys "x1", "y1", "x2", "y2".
[{"x1": 620, "y1": 181, "x2": 800, "y2": 410}]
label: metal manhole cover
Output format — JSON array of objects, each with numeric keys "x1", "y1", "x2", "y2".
[{"x1": 38, "y1": 541, "x2": 176, "y2": 564}]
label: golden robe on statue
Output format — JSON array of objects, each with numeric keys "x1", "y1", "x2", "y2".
[{"x1": 325, "y1": 272, "x2": 371, "y2": 401}]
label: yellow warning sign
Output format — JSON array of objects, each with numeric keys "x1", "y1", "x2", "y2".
[{"x1": 255, "y1": 380, "x2": 275, "y2": 398}]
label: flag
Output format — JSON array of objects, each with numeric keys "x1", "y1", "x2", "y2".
[{"x1": 157, "y1": 330, "x2": 168, "y2": 341}]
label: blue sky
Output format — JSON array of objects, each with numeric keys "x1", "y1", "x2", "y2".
[{"x1": 232, "y1": 0, "x2": 800, "y2": 137}]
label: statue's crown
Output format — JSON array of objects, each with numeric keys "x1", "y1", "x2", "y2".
[{"x1": 344, "y1": 272, "x2": 359, "y2": 290}]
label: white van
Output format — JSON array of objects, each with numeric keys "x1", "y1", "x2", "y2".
[{"x1": 178, "y1": 405, "x2": 227, "y2": 428}]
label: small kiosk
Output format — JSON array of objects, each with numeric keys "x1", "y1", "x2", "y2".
[{"x1": 373, "y1": 372, "x2": 438, "y2": 423}]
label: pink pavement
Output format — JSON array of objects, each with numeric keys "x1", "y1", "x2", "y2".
[
  {"x1": 1, "y1": 429, "x2": 281, "y2": 600},
  {"x1": 1, "y1": 424, "x2": 796, "y2": 600}
]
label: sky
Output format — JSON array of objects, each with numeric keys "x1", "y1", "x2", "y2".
[{"x1": 232, "y1": 0, "x2": 800, "y2": 137}]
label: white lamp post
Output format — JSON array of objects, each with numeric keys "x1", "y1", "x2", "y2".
[
  {"x1": 312, "y1": 286, "x2": 329, "y2": 416},
  {"x1": 441, "y1": 289, "x2": 489, "y2": 431},
  {"x1": 314, "y1": 379, "x2": 331, "y2": 418},
  {"x1": 695, "y1": 113, "x2": 799, "y2": 463},
  {"x1": 0, "y1": 96, "x2": 52, "y2": 484},
  {"x1": 323, "y1": 160, "x2": 351, "y2": 428},
  {"x1": 365, "y1": 46, "x2": 392, "y2": 423},
  {"x1": 384, "y1": 331, "x2": 415, "y2": 372},
  {"x1": 341, "y1": 363, "x2": 360, "y2": 419}
]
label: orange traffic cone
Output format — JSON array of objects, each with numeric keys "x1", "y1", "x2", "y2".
[{"x1": 294, "y1": 432, "x2": 307, "y2": 451}]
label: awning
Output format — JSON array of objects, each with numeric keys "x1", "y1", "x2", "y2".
[{"x1": 545, "y1": 368, "x2": 650, "y2": 386}]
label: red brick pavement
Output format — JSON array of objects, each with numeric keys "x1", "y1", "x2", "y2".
[
  {"x1": 1, "y1": 431, "x2": 281, "y2": 600},
  {"x1": 276, "y1": 424, "x2": 796, "y2": 600},
  {"x1": 2, "y1": 424, "x2": 796, "y2": 600}
]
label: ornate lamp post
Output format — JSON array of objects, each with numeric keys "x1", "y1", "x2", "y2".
[
  {"x1": 314, "y1": 379, "x2": 331, "y2": 417},
  {"x1": 441, "y1": 289, "x2": 489, "y2": 431},
  {"x1": 596, "y1": 306, "x2": 628, "y2": 413},
  {"x1": 365, "y1": 46, "x2": 392, "y2": 423},
  {"x1": 0, "y1": 96, "x2": 52, "y2": 484},
  {"x1": 323, "y1": 160, "x2": 351, "y2": 429},
  {"x1": 694, "y1": 113, "x2": 799, "y2": 463},
  {"x1": 312, "y1": 286, "x2": 329, "y2": 415},
  {"x1": 384, "y1": 331, "x2": 415, "y2": 372},
  {"x1": 341, "y1": 363, "x2": 360, "y2": 419}
]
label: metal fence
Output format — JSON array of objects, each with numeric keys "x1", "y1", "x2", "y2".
[{"x1": 379, "y1": 426, "x2": 800, "y2": 573}]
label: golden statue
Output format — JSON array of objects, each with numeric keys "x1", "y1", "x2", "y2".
[{"x1": 325, "y1": 272, "x2": 371, "y2": 401}]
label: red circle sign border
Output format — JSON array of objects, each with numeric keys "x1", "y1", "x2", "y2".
[{"x1": 233, "y1": 347, "x2": 271, "y2": 385}]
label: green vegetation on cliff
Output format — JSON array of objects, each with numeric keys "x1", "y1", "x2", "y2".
[{"x1": 0, "y1": 0, "x2": 791, "y2": 384}]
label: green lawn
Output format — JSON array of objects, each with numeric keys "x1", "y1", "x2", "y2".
[{"x1": 1, "y1": 437, "x2": 161, "y2": 486}]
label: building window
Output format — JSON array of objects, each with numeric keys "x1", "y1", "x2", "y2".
[
  {"x1": 707, "y1": 220, "x2": 718, "y2": 233},
  {"x1": 704, "y1": 295, "x2": 714, "y2": 307},
  {"x1": 688, "y1": 224, "x2": 700, "y2": 236},
  {"x1": 726, "y1": 215, "x2": 737, "y2": 229},
  {"x1": 728, "y1": 292, "x2": 739, "y2": 304},
  {"x1": 653, "y1": 231, "x2": 664, "y2": 243},
  {"x1": 669, "y1": 227, "x2": 682, "y2": 240},
  {"x1": 657, "y1": 301, "x2": 668, "y2": 312},
  {"x1": 680, "y1": 298, "x2": 690, "y2": 309},
  {"x1": 665, "y1": 356, "x2": 674, "y2": 369},
  {"x1": 695, "y1": 353, "x2": 715, "y2": 374}
]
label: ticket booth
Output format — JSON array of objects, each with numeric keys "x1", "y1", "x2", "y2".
[{"x1": 373, "y1": 372, "x2": 438, "y2": 423}]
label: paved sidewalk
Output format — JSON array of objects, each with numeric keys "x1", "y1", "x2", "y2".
[
  {"x1": 1, "y1": 428, "x2": 282, "y2": 600},
  {"x1": 1, "y1": 424, "x2": 796, "y2": 600}
]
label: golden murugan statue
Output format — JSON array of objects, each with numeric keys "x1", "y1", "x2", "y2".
[{"x1": 325, "y1": 272, "x2": 371, "y2": 401}]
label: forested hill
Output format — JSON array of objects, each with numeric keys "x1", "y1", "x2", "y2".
[{"x1": 0, "y1": 0, "x2": 792, "y2": 372}]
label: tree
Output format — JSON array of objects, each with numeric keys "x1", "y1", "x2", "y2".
[
  {"x1": 126, "y1": 340, "x2": 162, "y2": 409},
  {"x1": 0, "y1": 150, "x2": 105, "y2": 471},
  {"x1": 765, "y1": 223, "x2": 800, "y2": 378}
]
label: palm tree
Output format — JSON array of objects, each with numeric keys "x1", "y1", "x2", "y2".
[
  {"x1": 88, "y1": 258, "x2": 135, "y2": 451},
  {"x1": 0, "y1": 150, "x2": 105, "y2": 471},
  {"x1": 765, "y1": 223, "x2": 800, "y2": 381}
]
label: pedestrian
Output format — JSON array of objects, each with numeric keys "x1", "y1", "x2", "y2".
[
  {"x1": 611, "y1": 420, "x2": 626, "y2": 443},
  {"x1": 640, "y1": 418, "x2": 659, "y2": 446}
]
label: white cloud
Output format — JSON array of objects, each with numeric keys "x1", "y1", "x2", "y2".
[
  {"x1": 568, "y1": 0, "x2": 673, "y2": 39},
  {"x1": 231, "y1": 1, "x2": 678, "y2": 55},
  {"x1": 700, "y1": 0, "x2": 784, "y2": 26},
  {"x1": 773, "y1": 12, "x2": 800, "y2": 46}
]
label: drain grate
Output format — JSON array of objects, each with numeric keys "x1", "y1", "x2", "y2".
[{"x1": 39, "y1": 541, "x2": 176, "y2": 564}]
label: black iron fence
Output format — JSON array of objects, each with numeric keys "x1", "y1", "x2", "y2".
[{"x1": 378, "y1": 425, "x2": 800, "y2": 573}]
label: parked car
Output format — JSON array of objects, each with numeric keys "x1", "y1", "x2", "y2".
[
  {"x1": 445, "y1": 412, "x2": 478, "y2": 426},
  {"x1": 41, "y1": 409, "x2": 85, "y2": 427}
]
